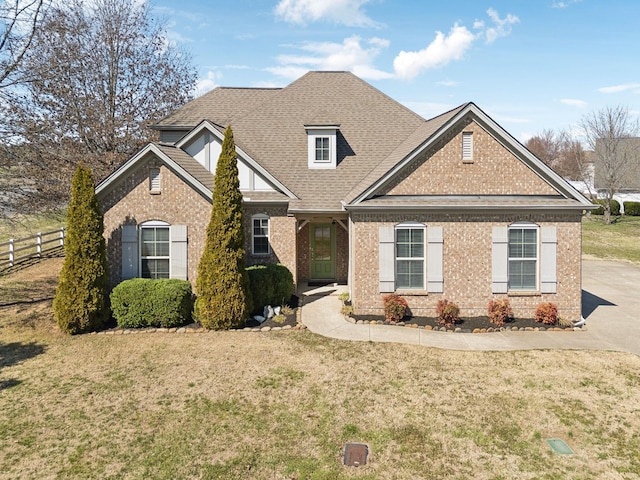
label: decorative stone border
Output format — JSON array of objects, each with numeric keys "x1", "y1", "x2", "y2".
[
  {"x1": 90, "y1": 322, "x2": 307, "y2": 335},
  {"x1": 343, "y1": 316, "x2": 586, "y2": 333}
]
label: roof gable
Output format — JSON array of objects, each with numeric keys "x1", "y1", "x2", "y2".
[{"x1": 346, "y1": 103, "x2": 594, "y2": 208}]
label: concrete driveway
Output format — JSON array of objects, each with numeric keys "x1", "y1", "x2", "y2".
[
  {"x1": 581, "y1": 258, "x2": 640, "y2": 355},
  {"x1": 301, "y1": 258, "x2": 640, "y2": 355}
]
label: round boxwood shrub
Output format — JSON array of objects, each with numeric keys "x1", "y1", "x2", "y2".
[
  {"x1": 110, "y1": 278, "x2": 193, "y2": 328},
  {"x1": 246, "y1": 263, "x2": 294, "y2": 313},
  {"x1": 623, "y1": 201, "x2": 640, "y2": 216}
]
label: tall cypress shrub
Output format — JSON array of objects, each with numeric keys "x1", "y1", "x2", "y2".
[
  {"x1": 195, "y1": 126, "x2": 252, "y2": 329},
  {"x1": 53, "y1": 163, "x2": 109, "y2": 334}
]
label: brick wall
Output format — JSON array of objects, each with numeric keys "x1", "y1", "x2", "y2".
[
  {"x1": 100, "y1": 158, "x2": 299, "y2": 288},
  {"x1": 351, "y1": 212, "x2": 583, "y2": 322},
  {"x1": 383, "y1": 120, "x2": 558, "y2": 196}
]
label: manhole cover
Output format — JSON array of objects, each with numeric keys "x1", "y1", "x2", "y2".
[
  {"x1": 547, "y1": 438, "x2": 574, "y2": 455},
  {"x1": 343, "y1": 443, "x2": 368, "y2": 466}
]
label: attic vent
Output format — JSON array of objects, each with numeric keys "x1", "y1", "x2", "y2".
[
  {"x1": 150, "y1": 167, "x2": 161, "y2": 193},
  {"x1": 462, "y1": 132, "x2": 473, "y2": 162}
]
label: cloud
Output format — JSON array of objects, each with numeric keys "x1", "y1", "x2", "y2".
[
  {"x1": 195, "y1": 71, "x2": 222, "y2": 96},
  {"x1": 560, "y1": 98, "x2": 588, "y2": 108},
  {"x1": 393, "y1": 24, "x2": 475, "y2": 80},
  {"x1": 392, "y1": 9, "x2": 518, "y2": 80},
  {"x1": 483, "y1": 8, "x2": 520, "y2": 44},
  {"x1": 552, "y1": 0, "x2": 582, "y2": 8},
  {"x1": 436, "y1": 80, "x2": 460, "y2": 87},
  {"x1": 267, "y1": 35, "x2": 393, "y2": 80},
  {"x1": 274, "y1": 0, "x2": 380, "y2": 27},
  {"x1": 598, "y1": 83, "x2": 640, "y2": 94}
]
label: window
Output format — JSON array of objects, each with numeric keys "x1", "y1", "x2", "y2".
[
  {"x1": 315, "y1": 137, "x2": 330, "y2": 162},
  {"x1": 395, "y1": 224, "x2": 425, "y2": 289},
  {"x1": 140, "y1": 225, "x2": 170, "y2": 279},
  {"x1": 305, "y1": 125, "x2": 338, "y2": 169},
  {"x1": 508, "y1": 224, "x2": 538, "y2": 290},
  {"x1": 252, "y1": 215, "x2": 270, "y2": 255},
  {"x1": 149, "y1": 167, "x2": 161, "y2": 192},
  {"x1": 462, "y1": 132, "x2": 473, "y2": 161}
]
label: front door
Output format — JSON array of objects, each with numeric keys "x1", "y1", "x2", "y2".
[{"x1": 310, "y1": 224, "x2": 335, "y2": 280}]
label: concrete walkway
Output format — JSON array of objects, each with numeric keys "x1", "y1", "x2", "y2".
[{"x1": 299, "y1": 259, "x2": 640, "y2": 355}]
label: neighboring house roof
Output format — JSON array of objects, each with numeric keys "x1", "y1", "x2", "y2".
[{"x1": 99, "y1": 71, "x2": 593, "y2": 212}]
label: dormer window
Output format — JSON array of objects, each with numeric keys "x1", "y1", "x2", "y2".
[
  {"x1": 305, "y1": 124, "x2": 339, "y2": 169},
  {"x1": 315, "y1": 137, "x2": 330, "y2": 162}
]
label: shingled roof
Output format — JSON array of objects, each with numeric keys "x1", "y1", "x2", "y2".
[{"x1": 155, "y1": 71, "x2": 442, "y2": 211}]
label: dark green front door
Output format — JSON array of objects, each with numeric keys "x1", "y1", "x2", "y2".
[{"x1": 310, "y1": 224, "x2": 335, "y2": 280}]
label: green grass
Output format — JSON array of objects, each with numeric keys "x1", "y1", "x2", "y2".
[
  {"x1": 0, "y1": 209, "x2": 66, "y2": 243},
  {"x1": 583, "y1": 215, "x2": 640, "y2": 263}
]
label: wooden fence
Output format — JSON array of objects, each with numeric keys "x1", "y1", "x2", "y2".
[{"x1": 0, "y1": 228, "x2": 65, "y2": 271}]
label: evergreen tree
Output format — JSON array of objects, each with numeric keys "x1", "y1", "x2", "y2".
[
  {"x1": 53, "y1": 163, "x2": 109, "y2": 334},
  {"x1": 195, "y1": 126, "x2": 252, "y2": 329}
]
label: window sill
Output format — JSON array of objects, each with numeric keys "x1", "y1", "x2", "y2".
[
  {"x1": 149, "y1": 190, "x2": 161, "y2": 195},
  {"x1": 507, "y1": 291, "x2": 541, "y2": 297},
  {"x1": 395, "y1": 289, "x2": 428, "y2": 296},
  {"x1": 462, "y1": 160, "x2": 474, "y2": 164}
]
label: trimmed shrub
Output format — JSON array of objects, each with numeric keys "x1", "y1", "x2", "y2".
[
  {"x1": 488, "y1": 299, "x2": 513, "y2": 327},
  {"x1": 383, "y1": 294, "x2": 408, "y2": 323},
  {"x1": 591, "y1": 199, "x2": 620, "y2": 216},
  {"x1": 53, "y1": 163, "x2": 109, "y2": 334},
  {"x1": 535, "y1": 302, "x2": 558, "y2": 325},
  {"x1": 436, "y1": 299, "x2": 460, "y2": 327},
  {"x1": 624, "y1": 201, "x2": 640, "y2": 216},
  {"x1": 246, "y1": 263, "x2": 294, "y2": 313},
  {"x1": 111, "y1": 278, "x2": 193, "y2": 328}
]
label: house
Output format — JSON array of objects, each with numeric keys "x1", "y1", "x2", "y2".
[{"x1": 96, "y1": 71, "x2": 593, "y2": 322}]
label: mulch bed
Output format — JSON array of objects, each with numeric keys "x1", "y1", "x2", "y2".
[
  {"x1": 243, "y1": 295, "x2": 299, "y2": 329},
  {"x1": 351, "y1": 314, "x2": 573, "y2": 332}
]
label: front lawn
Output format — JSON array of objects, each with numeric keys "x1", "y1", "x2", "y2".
[
  {"x1": 2, "y1": 258, "x2": 640, "y2": 479},
  {"x1": 583, "y1": 215, "x2": 640, "y2": 264}
]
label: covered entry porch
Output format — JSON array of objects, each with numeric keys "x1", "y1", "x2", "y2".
[{"x1": 295, "y1": 214, "x2": 349, "y2": 286}]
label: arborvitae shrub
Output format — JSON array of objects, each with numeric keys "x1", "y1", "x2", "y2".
[
  {"x1": 535, "y1": 302, "x2": 558, "y2": 325},
  {"x1": 436, "y1": 299, "x2": 460, "y2": 327},
  {"x1": 246, "y1": 264, "x2": 294, "y2": 313},
  {"x1": 488, "y1": 299, "x2": 513, "y2": 326},
  {"x1": 383, "y1": 293, "x2": 408, "y2": 323},
  {"x1": 110, "y1": 278, "x2": 193, "y2": 328},
  {"x1": 53, "y1": 163, "x2": 109, "y2": 334},
  {"x1": 624, "y1": 201, "x2": 640, "y2": 216},
  {"x1": 195, "y1": 126, "x2": 252, "y2": 329}
]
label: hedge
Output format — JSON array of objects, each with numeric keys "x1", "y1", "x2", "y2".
[
  {"x1": 591, "y1": 199, "x2": 620, "y2": 216},
  {"x1": 110, "y1": 278, "x2": 193, "y2": 328},
  {"x1": 623, "y1": 201, "x2": 640, "y2": 216},
  {"x1": 246, "y1": 264, "x2": 294, "y2": 313}
]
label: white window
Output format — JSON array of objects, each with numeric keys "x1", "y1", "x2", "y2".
[
  {"x1": 508, "y1": 223, "x2": 538, "y2": 291},
  {"x1": 462, "y1": 131, "x2": 473, "y2": 161},
  {"x1": 252, "y1": 215, "x2": 270, "y2": 255},
  {"x1": 395, "y1": 224, "x2": 425, "y2": 290},
  {"x1": 140, "y1": 223, "x2": 170, "y2": 279},
  {"x1": 149, "y1": 167, "x2": 161, "y2": 192},
  {"x1": 315, "y1": 137, "x2": 330, "y2": 162}
]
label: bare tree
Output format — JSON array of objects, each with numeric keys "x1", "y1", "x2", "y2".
[
  {"x1": 580, "y1": 105, "x2": 640, "y2": 224},
  {"x1": 0, "y1": 0, "x2": 47, "y2": 95},
  {"x1": 526, "y1": 129, "x2": 583, "y2": 180},
  {"x1": 3, "y1": 0, "x2": 197, "y2": 215}
]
